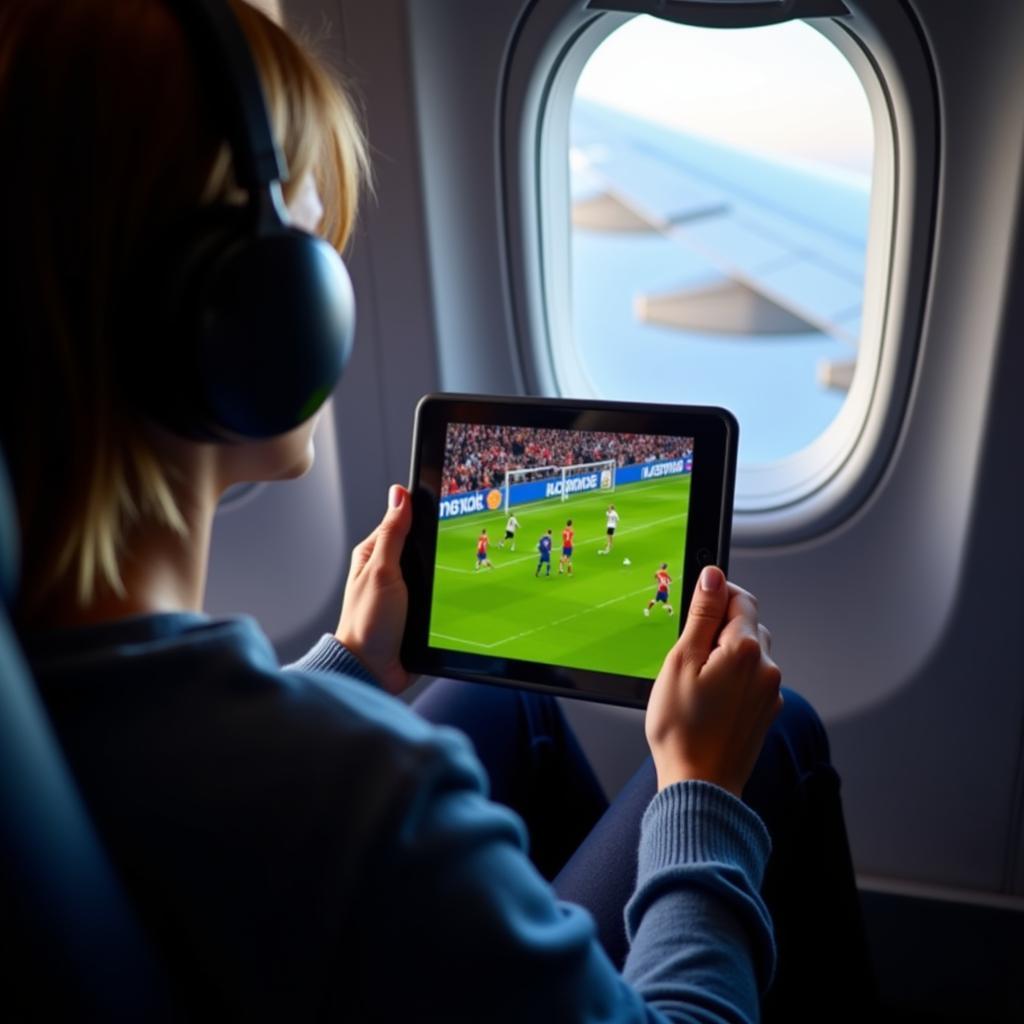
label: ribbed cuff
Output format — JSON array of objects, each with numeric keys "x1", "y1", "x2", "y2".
[
  {"x1": 286, "y1": 635, "x2": 381, "y2": 689},
  {"x1": 638, "y1": 780, "x2": 771, "y2": 888}
]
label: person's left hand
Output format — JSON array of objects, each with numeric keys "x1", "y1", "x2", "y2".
[{"x1": 336, "y1": 484, "x2": 415, "y2": 695}]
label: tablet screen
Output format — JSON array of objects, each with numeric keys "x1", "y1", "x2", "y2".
[{"x1": 428, "y1": 422, "x2": 694, "y2": 680}]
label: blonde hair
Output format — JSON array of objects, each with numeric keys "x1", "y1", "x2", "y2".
[{"x1": 0, "y1": 0, "x2": 368, "y2": 620}]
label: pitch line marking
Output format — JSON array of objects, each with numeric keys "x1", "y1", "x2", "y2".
[
  {"x1": 434, "y1": 512, "x2": 688, "y2": 574},
  {"x1": 429, "y1": 632, "x2": 495, "y2": 649},
  {"x1": 430, "y1": 586, "x2": 654, "y2": 651}
]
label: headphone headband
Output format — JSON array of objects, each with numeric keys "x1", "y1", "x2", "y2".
[
  {"x1": 169, "y1": 0, "x2": 287, "y2": 189},
  {"x1": 144, "y1": 0, "x2": 356, "y2": 441}
]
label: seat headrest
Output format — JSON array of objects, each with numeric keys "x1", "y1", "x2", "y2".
[{"x1": 0, "y1": 453, "x2": 19, "y2": 609}]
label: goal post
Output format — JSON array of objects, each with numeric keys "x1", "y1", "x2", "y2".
[
  {"x1": 504, "y1": 466, "x2": 558, "y2": 514},
  {"x1": 503, "y1": 460, "x2": 616, "y2": 513},
  {"x1": 560, "y1": 460, "x2": 616, "y2": 502}
]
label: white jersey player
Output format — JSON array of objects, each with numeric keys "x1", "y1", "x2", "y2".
[
  {"x1": 499, "y1": 514, "x2": 520, "y2": 550},
  {"x1": 599, "y1": 505, "x2": 619, "y2": 554}
]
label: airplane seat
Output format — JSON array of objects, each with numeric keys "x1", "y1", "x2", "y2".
[{"x1": 0, "y1": 451, "x2": 171, "y2": 1020}]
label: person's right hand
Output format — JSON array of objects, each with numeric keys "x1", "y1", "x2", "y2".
[{"x1": 645, "y1": 566, "x2": 783, "y2": 796}]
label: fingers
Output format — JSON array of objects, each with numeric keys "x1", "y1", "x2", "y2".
[
  {"x1": 676, "y1": 565, "x2": 729, "y2": 671},
  {"x1": 702, "y1": 584, "x2": 781, "y2": 703},
  {"x1": 716, "y1": 587, "x2": 762, "y2": 648},
  {"x1": 349, "y1": 527, "x2": 379, "y2": 579},
  {"x1": 369, "y1": 484, "x2": 412, "y2": 572}
]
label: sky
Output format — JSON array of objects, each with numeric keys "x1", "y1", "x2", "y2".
[
  {"x1": 568, "y1": 19, "x2": 874, "y2": 465},
  {"x1": 575, "y1": 16, "x2": 874, "y2": 180}
]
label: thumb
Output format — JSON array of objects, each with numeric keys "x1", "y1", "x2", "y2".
[
  {"x1": 677, "y1": 565, "x2": 729, "y2": 671},
  {"x1": 371, "y1": 484, "x2": 412, "y2": 571}
]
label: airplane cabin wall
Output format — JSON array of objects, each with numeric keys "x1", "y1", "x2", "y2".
[{"x1": 397, "y1": 0, "x2": 1024, "y2": 902}]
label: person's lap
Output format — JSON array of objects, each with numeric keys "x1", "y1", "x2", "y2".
[
  {"x1": 412, "y1": 679, "x2": 874, "y2": 1020},
  {"x1": 411, "y1": 678, "x2": 608, "y2": 879}
]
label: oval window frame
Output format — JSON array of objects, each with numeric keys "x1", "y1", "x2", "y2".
[{"x1": 501, "y1": 0, "x2": 938, "y2": 545}]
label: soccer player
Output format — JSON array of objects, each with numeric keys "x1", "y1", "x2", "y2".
[
  {"x1": 474, "y1": 529, "x2": 493, "y2": 571},
  {"x1": 535, "y1": 529, "x2": 553, "y2": 577},
  {"x1": 644, "y1": 562, "x2": 673, "y2": 616},
  {"x1": 599, "y1": 504, "x2": 619, "y2": 554},
  {"x1": 499, "y1": 513, "x2": 520, "y2": 550},
  {"x1": 559, "y1": 519, "x2": 574, "y2": 575}
]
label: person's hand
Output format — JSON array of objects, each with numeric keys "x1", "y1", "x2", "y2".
[
  {"x1": 645, "y1": 566, "x2": 783, "y2": 796},
  {"x1": 336, "y1": 484, "x2": 415, "y2": 695}
]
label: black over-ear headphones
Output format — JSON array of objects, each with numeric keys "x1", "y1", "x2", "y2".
[{"x1": 148, "y1": 0, "x2": 355, "y2": 440}]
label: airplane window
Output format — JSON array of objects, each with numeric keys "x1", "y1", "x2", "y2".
[{"x1": 564, "y1": 17, "x2": 874, "y2": 466}]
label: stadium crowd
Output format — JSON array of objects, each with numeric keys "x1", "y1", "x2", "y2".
[{"x1": 442, "y1": 424, "x2": 693, "y2": 495}]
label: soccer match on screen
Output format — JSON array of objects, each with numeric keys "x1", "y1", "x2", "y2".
[{"x1": 428, "y1": 422, "x2": 694, "y2": 680}]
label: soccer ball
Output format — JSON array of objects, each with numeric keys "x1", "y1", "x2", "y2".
[{"x1": 622, "y1": 558, "x2": 631, "y2": 566}]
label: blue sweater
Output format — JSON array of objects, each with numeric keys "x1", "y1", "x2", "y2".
[{"x1": 30, "y1": 613, "x2": 774, "y2": 1022}]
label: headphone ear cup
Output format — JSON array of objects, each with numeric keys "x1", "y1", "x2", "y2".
[
  {"x1": 145, "y1": 210, "x2": 355, "y2": 440},
  {"x1": 194, "y1": 225, "x2": 355, "y2": 438},
  {"x1": 143, "y1": 206, "x2": 247, "y2": 437}
]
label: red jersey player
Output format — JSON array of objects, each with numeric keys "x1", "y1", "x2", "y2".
[
  {"x1": 558, "y1": 519, "x2": 574, "y2": 575},
  {"x1": 644, "y1": 563, "x2": 673, "y2": 616},
  {"x1": 474, "y1": 528, "x2": 493, "y2": 571}
]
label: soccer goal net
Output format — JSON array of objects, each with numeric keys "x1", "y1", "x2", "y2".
[{"x1": 504, "y1": 460, "x2": 616, "y2": 513}]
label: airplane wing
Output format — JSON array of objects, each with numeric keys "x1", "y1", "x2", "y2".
[{"x1": 569, "y1": 100, "x2": 869, "y2": 362}]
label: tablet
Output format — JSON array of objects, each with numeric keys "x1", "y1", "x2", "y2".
[{"x1": 401, "y1": 395, "x2": 738, "y2": 708}]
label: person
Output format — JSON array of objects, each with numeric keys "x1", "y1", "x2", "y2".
[
  {"x1": 559, "y1": 518, "x2": 575, "y2": 575},
  {"x1": 0, "y1": 1, "x2": 873, "y2": 1020},
  {"x1": 499, "y1": 512, "x2": 520, "y2": 550},
  {"x1": 645, "y1": 563, "x2": 674, "y2": 617},
  {"x1": 536, "y1": 527, "x2": 554, "y2": 577},
  {"x1": 600, "y1": 503, "x2": 619, "y2": 554},
  {"x1": 474, "y1": 528, "x2": 494, "y2": 570}
]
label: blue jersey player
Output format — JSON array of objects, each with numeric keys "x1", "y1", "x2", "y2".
[{"x1": 535, "y1": 529, "x2": 553, "y2": 577}]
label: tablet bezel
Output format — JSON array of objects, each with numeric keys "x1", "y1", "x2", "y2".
[{"x1": 400, "y1": 394, "x2": 738, "y2": 708}]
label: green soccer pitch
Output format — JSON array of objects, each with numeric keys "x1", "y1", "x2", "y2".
[{"x1": 428, "y1": 473, "x2": 690, "y2": 680}]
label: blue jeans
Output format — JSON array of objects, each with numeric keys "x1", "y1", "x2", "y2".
[{"x1": 413, "y1": 681, "x2": 875, "y2": 1021}]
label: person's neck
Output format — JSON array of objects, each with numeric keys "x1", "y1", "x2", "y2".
[{"x1": 28, "y1": 468, "x2": 220, "y2": 633}]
